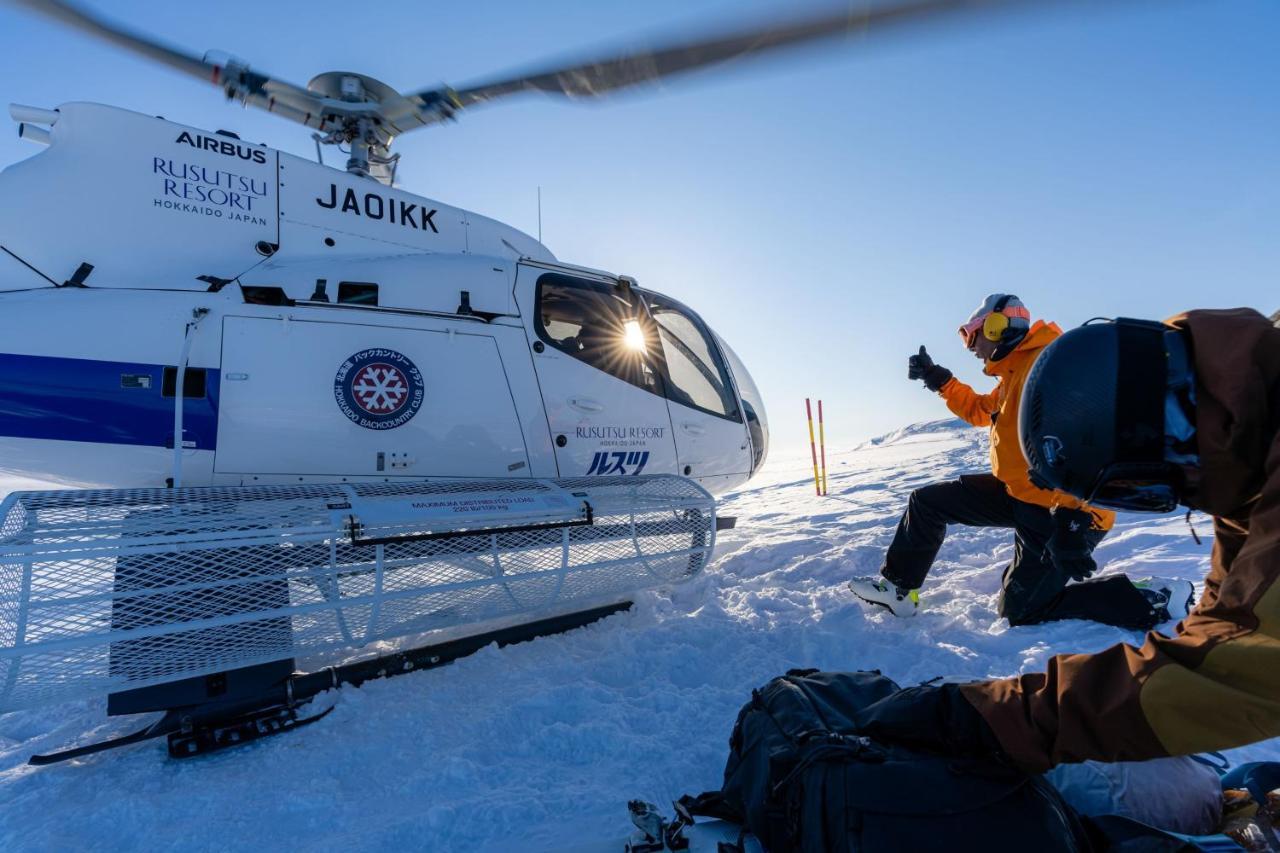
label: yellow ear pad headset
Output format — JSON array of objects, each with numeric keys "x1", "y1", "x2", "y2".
[
  {"x1": 982, "y1": 311, "x2": 1010, "y2": 342},
  {"x1": 981, "y1": 294, "x2": 1014, "y2": 341}
]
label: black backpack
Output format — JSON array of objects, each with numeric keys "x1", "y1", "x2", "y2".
[{"x1": 682, "y1": 669, "x2": 1092, "y2": 852}]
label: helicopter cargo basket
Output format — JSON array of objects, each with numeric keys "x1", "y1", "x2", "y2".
[{"x1": 0, "y1": 475, "x2": 715, "y2": 713}]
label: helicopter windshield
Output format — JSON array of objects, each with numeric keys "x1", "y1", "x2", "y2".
[
  {"x1": 715, "y1": 334, "x2": 769, "y2": 473},
  {"x1": 641, "y1": 292, "x2": 740, "y2": 422}
]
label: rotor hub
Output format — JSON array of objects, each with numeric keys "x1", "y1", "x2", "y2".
[{"x1": 307, "y1": 72, "x2": 402, "y2": 109}]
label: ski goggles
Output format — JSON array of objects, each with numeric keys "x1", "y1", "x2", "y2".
[
  {"x1": 958, "y1": 316, "x2": 987, "y2": 349},
  {"x1": 957, "y1": 317, "x2": 983, "y2": 348}
]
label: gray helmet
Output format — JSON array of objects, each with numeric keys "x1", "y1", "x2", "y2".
[{"x1": 1019, "y1": 318, "x2": 1195, "y2": 513}]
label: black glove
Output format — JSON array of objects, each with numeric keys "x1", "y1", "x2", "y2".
[
  {"x1": 908, "y1": 346, "x2": 953, "y2": 392},
  {"x1": 1048, "y1": 507, "x2": 1097, "y2": 582},
  {"x1": 855, "y1": 683, "x2": 1005, "y2": 760}
]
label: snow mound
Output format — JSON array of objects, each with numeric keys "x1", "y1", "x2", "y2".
[
  {"x1": 859, "y1": 417, "x2": 967, "y2": 448},
  {"x1": 0, "y1": 422, "x2": 1275, "y2": 851}
]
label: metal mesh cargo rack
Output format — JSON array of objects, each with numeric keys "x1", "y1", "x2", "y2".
[{"x1": 0, "y1": 475, "x2": 716, "y2": 713}]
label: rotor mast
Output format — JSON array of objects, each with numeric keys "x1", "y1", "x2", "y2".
[
  {"x1": 345, "y1": 117, "x2": 387, "y2": 182},
  {"x1": 306, "y1": 72, "x2": 404, "y2": 184}
]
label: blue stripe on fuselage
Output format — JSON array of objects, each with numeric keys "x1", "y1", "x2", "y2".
[{"x1": 0, "y1": 353, "x2": 218, "y2": 450}]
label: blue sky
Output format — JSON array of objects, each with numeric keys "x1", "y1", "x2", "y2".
[{"x1": 1, "y1": 0, "x2": 1276, "y2": 452}]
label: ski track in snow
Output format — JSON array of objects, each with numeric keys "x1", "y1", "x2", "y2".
[{"x1": 0, "y1": 419, "x2": 1276, "y2": 851}]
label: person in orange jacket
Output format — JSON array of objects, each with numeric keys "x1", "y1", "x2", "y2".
[
  {"x1": 849, "y1": 294, "x2": 1190, "y2": 629},
  {"x1": 856, "y1": 307, "x2": 1280, "y2": 776}
]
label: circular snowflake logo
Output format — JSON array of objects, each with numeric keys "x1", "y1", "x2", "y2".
[
  {"x1": 334, "y1": 349, "x2": 424, "y2": 430},
  {"x1": 352, "y1": 363, "x2": 409, "y2": 414}
]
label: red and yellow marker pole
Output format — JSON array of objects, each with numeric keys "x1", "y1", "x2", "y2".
[
  {"x1": 806, "y1": 398, "x2": 821, "y2": 496},
  {"x1": 818, "y1": 399, "x2": 828, "y2": 496}
]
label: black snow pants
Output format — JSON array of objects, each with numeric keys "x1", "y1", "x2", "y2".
[{"x1": 882, "y1": 474, "x2": 1159, "y2": 629}]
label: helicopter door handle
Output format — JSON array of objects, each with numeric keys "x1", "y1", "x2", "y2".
[
  {"x1": 569, "y1": 397, "x2": 604, "y2": 413},
  {"x1": 681, "y1": 422, "x2": 706, "y2": 436}
]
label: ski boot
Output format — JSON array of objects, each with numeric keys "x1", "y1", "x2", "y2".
[
  {"x1": 1135, "y1": 578, "x2": 1196, "y2": 623},
  {"x1": 848, "y1": 577, "x2": 919, "y2": 617},
  {"x1": 625, "y1": 800, "x2": 666, "y2": 853}
]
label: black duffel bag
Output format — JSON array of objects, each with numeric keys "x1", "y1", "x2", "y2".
[{"x1": 682, "y1": 669, "x2": 1092, "y2": 852}]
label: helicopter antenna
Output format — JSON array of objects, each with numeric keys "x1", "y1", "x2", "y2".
[{"x1": 537, "y1": 187, "x2": 543, "y2": 244}]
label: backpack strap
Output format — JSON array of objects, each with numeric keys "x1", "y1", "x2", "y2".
[
  {"x1": 771, "y1": 735, "x2": 887, "y2": 798},
  {"x1": 678, "y1": 792, "x2": 744, "y2": 825},
  {"x1": 1189, "y1": 751, "x2": 1230, "y2": 774}
]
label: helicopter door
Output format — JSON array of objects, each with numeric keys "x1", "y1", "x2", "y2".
[
  {"x1": 215, "y1": 316, "x2": 530, "y2": 480},
  {"x1": 526, "y1": 273, "x2": 677, "y2": 478},
  {"x1": 641, "y1": 291, "x2": 751, "y2": 489}
]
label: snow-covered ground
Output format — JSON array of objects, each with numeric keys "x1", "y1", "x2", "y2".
[{"x1": 0, "y1": 420, "x2": 1276, "y2": 851}]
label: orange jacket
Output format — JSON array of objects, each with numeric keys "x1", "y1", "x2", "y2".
[{"x1": 938, "y1": 320, "x2": 1116, "y2": 530}]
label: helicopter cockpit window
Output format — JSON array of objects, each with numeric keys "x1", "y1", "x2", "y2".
[
  {"x1": 535, "y1": 274, "x2": 664, "y2": 396},
  {"x1": 338, "y1": 282, "x2": 378, "y2": 306},
  {"x1": 642, "y1": 292, "x2": 741, "y2": 422}
]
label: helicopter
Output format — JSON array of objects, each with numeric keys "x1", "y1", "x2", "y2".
[
  {"x1": 0, "y1": 0, "x2": 1163, "y2": 766},
  {"x1": 0, "y1": 0, "x2": 1049, "y2": 495}
]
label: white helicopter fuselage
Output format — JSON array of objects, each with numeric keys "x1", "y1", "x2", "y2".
[{"x1": 0, "y1": 102, "x2": 768, "y2": 493}]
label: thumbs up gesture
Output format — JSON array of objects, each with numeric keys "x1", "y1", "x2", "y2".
[
  {"x1": 908, "y1": 346, "x2": 934, "y2": 381},
  {"x1": 908, "y1": 346, "x2": 952, "y2": 392}
]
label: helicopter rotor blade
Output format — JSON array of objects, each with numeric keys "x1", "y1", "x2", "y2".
[
  {"x1": 9, "y1": 0, "x2": 1110, "y2": 141},
  {"x1": 403, "y1": 0, "x2": 1048, "y2": 122},
  {"x1": 9, "y1": 0, "x2": 330, "y2": 129}
]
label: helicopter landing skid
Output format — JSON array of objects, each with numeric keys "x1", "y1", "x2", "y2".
[
  {"x1": 29, "y1": 601, "x2": 630, "y2": 765},
  {"x1": 28, "y1": 702, "x2": 335, "y2": 765}
]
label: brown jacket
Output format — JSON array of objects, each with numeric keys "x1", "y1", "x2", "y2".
[
  {"x1": 960, "y1": 308, "x2": 1280, "y2": 773},
  {"x1": 940, "y1": 320, "x2": 1115, "y2": 530}
]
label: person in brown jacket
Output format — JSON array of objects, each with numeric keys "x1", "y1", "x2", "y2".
[{"x1": 858, "y1": 307, "x2": 1280, "y2": 773}]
